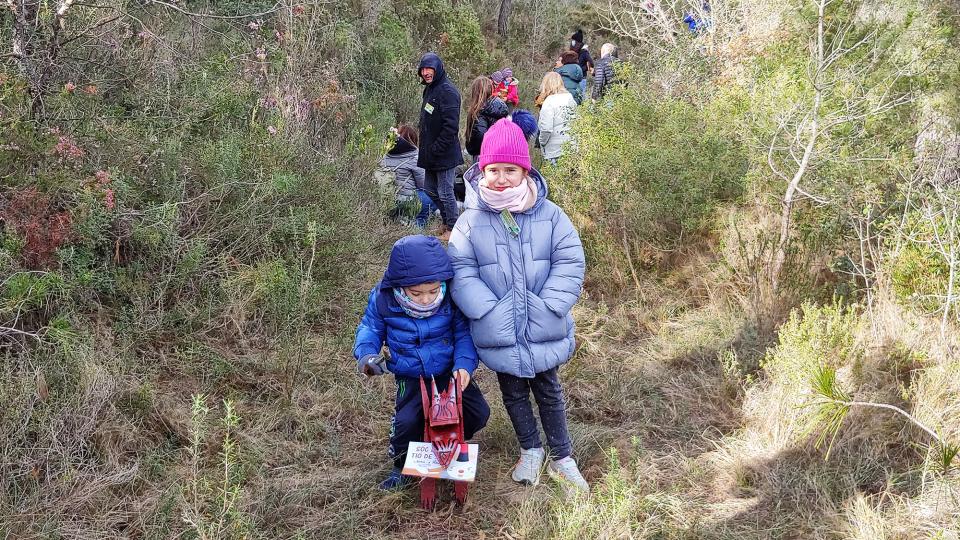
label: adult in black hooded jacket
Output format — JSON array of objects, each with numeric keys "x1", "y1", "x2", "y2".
[{"x1": 417, "y1": 52, "x2": 463, "y2": 237}]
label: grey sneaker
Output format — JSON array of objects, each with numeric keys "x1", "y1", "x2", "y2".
[
  {"x1": 511, "y1": 447, "x2": 545, "y2": 486},
  {"x1": 547, "y1": 456, "x2": 589, "y2": 494}
]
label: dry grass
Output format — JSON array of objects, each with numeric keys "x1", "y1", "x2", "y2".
[{"x1": 3, "y1": 234, "x2": 959, "y2": 538}]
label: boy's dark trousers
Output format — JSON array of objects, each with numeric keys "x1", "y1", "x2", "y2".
[
  {"x1": 496, "y1": 367, "x2": 573, "y2": 460},
  {"x1": 389, "y1": 372, "x2": 490, "y2": 469}
]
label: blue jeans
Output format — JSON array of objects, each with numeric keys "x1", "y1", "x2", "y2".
[
  {"x1": 578, "y1": 78, "x2": 587, "y2": 99},
  {"x1": 424, "y1": 167, "x2": 459, "y2": 229},
  {"x1": 414, "y1": 189, "x2": 437, "y2": 229},
  {"x1": 496, "y1": 367, "x2": 572, "y2": 459}
]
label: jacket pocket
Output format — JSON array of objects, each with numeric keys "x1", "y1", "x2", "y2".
[
  {"x1": 426, "y1": 338, "x2": 455, "y2": 375},
  {"x1": 479, "y1": 263, "x2": 509, "y2": 299},
  {"x1": 525, "y1": 290, "x2": 569, "y2": 343},
  {"x1": 470, "y1": 293, "x2": 517, "y2": 348}
]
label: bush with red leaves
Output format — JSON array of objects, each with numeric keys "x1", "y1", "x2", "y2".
[{"x1": 1, "y1": 187, "x2": 73, "y2": 269}]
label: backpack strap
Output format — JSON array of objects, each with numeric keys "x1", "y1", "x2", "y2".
[{"x1": 383, "y1": 155, "x2": 418, "y2": 173}]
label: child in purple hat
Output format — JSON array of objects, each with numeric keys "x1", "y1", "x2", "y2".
[{"x1": 492, "y1": 68, "x2": 520, "y2": 107}]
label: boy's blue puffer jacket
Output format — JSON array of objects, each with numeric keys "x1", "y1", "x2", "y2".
[{"x1": 353, "y1": 235, "x2": 479, "y2": 378}]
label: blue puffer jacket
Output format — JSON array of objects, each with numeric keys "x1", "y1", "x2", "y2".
[
  {"x1": 354, "y1": 235, "x2": 479, "y2": 378},
  {"x1": 448, "y1": 165, "x2": 585, "y2": 378}
]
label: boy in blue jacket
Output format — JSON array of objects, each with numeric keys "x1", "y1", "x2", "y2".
[{"x1": 354, "y1": 235, "x2": 490, "y2": 490}]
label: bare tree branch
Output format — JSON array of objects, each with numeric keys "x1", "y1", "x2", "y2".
[
  {"x1": 0, "y1": 325, "x2": 45, "y2": 342},
  {"x1": 145, "y1": 0, "x2": 282, "y2": 20},
  {"x1": 820, "y1": 398, "x2": 944, "y2": 445}
]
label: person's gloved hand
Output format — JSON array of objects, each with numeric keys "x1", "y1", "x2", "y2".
[{"x1": 358, "y1": 354, "x2": 386, "y2": 376}]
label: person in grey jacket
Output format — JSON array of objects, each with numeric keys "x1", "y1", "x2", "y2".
[
  {"x1": 448, "y1": 117, "x2": 589, "y2": 493},
  {"x1": 381, "y1": 124, "x2": 437, "y2": 228}
]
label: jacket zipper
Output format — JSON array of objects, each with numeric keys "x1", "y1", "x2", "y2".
[
  {"x1": 415, "y1": 317, "x2": 427, "y2": 377},
  {"x1": 505, "y1": 211, "x2": 534, "y2": 376}
]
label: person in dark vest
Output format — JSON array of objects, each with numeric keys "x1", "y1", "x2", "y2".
[
  {"x1": 417, "y1": 53, "x2": 464, "y2": 242},
  {"x1": 464, "y1": 76, "x2": 509, "y2": 161},
  {"x1": 570, "y1": 29, "x2": 593, "y2": 99},
  {"x1": 591, "y1": 43, "x2": 621, "y2": 101}
]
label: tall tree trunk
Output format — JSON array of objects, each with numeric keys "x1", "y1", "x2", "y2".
[
  {"x1": 497, "y1": 0, "x2": 512, "y2": 37},
  {"x1": 771, "y1": 89, "x2": 820, "y2": 293}
]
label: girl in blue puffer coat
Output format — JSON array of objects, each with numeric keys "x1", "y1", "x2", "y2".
[
  {"x1": 354, "y1": 235, "x2": 490, "y2": 490},
  {"x1": 448, "y1": 117, "x2": 589, "y2": 493}
]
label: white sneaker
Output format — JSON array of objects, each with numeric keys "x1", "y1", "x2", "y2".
[
  {"x1": 511, "y1": 447, "x2": 545, "y2": 486},
  {"x1": 547, "y1": 456, "x2": 589, "y2": 493}
]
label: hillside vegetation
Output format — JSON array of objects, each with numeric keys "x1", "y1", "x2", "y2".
[{"x1": 2, "y1": 0, "x2": 959, "y2": 538}]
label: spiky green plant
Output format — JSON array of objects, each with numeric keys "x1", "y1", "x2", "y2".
[
  {"x1": 933, "y1": 441, "x2": 960, "y2": 476},
  {"x1": 806, "y1": 364, "x2": 852, "y2": 458},
  {"x1": 806, "y1": 365, "x2": 957, "y2": 476}
]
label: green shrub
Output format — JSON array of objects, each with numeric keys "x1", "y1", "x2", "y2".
[
  {"x1": 394, "y1": 0, "x2": 492, "y2": 80},
  {"x1": 440, "y1": 5, "x2": 494, "y2": 76},
  {"x1": 889, "y1": 208, "x2": 955, "y2": 317},
  {"x1": 760, "y1": 301, "x2": 862, "y2": 387},
  {"x1": 552, "y1": 78, "x2": 748, "y2": 292},
  {"x1": 181, "y1": 395, "x2": 252, "y2": 539},
  {"x1": 359, "y1": 11, "x2": 422, "y2": 122}
]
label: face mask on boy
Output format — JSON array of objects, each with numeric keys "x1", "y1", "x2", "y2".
[{"x1": 394, "y1": 282, "x2": 446, "y2": 318}]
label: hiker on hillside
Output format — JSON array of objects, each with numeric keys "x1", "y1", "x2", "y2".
[
  {"x1": 448, "y1": 118, "x2": 589, "y2": 494},
  {"x1": 381, "y1": 124, "x2": 437, "y2": 229},
  {"x1": 464, "y1": 76, "x2": 509, "y2": 161},
  {"x1": 535, "y1": 72, "x2": 577, "y2": 165},
  {"x1": 591, "y1": 43, "x2": 620, "y2": 101},
  {"x1": 354, "y1": 235, "x2": 490, "y2": 491},
  {"x1": 554, "y1": 51, "x2": 585, "y2": 104},
  {"x1": 491, "y1": 68, "x2": 520, "y2": 108},
  {"x1": 417, "y1": 52, "x2": 464, "y2": 242},
  {"x1": 570, "y1": 29, "x2": 593, "y2": 98},
  {"x1": 683, "y1": 2, "x2": 712, "y2": 33}
]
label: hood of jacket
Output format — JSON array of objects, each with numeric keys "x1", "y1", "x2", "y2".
[
  {"x1": 382, "y1": 148, "x2": 419, "y2": 168},
  {"x1": 511, "y1": 109, "x2": 539, "y2": 139},
  {"x1": 417, "y1": 52, "x2": 448, "y2": 88},
  {"x1": 555, "y1": 64, "x2": 583, "y2": 83},
  {"x1": 387, "y1": 136, "x2": 417, "y2": 156},
  {"x1": 543, "y1": 92, "x2": 577, "y2": 108},
  {"x1": 481, "y1": 97, "x2": 509, "y2": 120},
  {"x1": 381, "y1": 235, "x2": 453, "y2": 289},
  {"x1": 463, "y1": 162, "x2": 548, "y2": 215}
]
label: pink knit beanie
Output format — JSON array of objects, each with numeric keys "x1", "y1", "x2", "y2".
[{"x1": 479, "y1": 117, "x2": 531, "y2": 171}]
